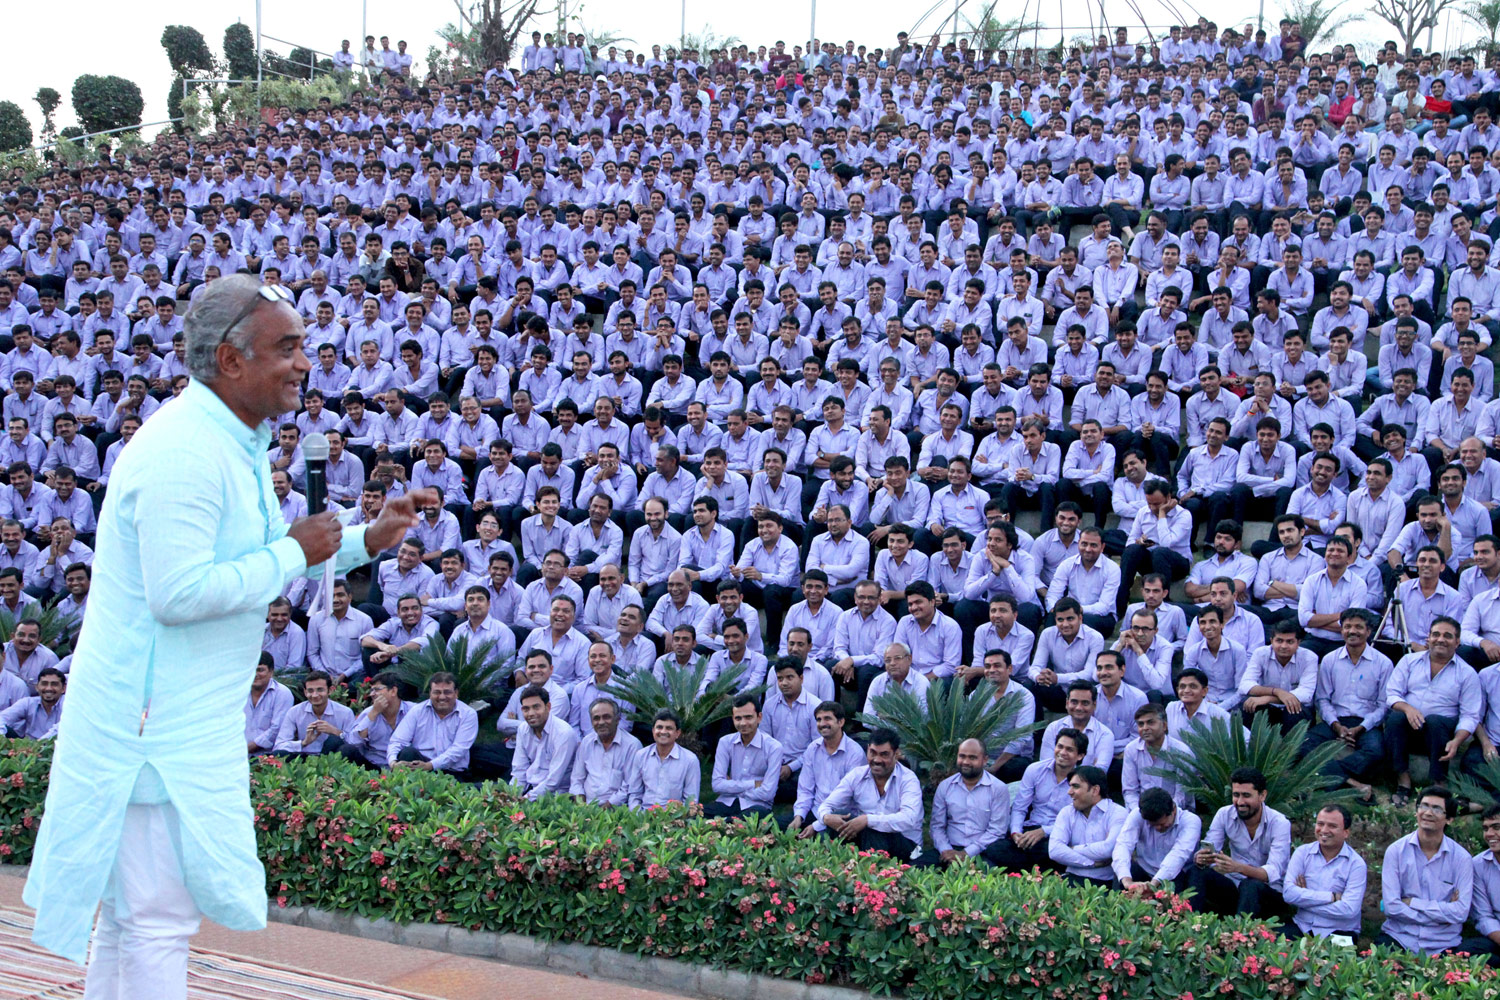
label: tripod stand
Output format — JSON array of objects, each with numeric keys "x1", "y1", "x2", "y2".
[{"x1": 1377, "y1": 594, "x2": 1412, "y2": 657}]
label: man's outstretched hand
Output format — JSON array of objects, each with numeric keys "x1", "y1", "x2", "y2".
[{"x1": 366, "y1": 488, "x2": 441, "y2": 555}]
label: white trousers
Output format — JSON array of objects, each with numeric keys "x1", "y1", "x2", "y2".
[{"x1": 83, "y1": 802, "x2": 203, "y2": 1000}]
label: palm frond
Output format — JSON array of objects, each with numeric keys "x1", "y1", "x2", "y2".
[
  {"x1": 1462, "y1": 0, "x2": 1500, "y2": 48},
  {"x1": 1451, "y1": 754, "x2": 1500, "y2": 806},
  {"x1": 1278, "y1": 0, "x2": 1365, "y2": 49},
  {"x1": 390, "y1": 637, "x2": 517, "y2": 710},
  {"x1": 1145, "y1": 711, "x2": 1355, "y2": 814},
  {"x1": 858, "y1": 681, "x2": 1044, "y2": 786},
  {"x1": 0, "y1": 603, "x2": 78, "y2": 655},
  {"x1": 599, "y1": 655, "x2": 765, "y2": 741}
]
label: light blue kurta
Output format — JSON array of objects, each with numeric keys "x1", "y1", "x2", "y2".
[{"x1": 24, "y1": 380, "x2": 373, "y2": 963}]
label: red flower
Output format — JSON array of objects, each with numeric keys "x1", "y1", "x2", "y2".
[{"x1": 370, "y1": 849, "x2": 387, "y2": 867}]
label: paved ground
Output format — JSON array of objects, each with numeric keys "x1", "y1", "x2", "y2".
[{"x1": 0, "y1": 867, "x2": 687, "y2": 1000}]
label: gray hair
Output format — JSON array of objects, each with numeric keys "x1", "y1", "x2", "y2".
[{"x1": 183, "y1": 273, "x2": 267, "y2": 381}]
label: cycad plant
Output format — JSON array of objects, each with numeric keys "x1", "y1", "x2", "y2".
[
  {"x1": 1450, "y1": 754, "x2": 1500, "y2": 807},
  {"x1": 858, "y1": 680, "x2": 1043, "y2": 787},
  {"x1": 1146, "y1": 711, "x2": 1355, "y2": 815},
  {"x1": 0, "y1": 603, "x2": 79, "y2": 655},
  {"x1": 599, "y1": 655, "x2": 763, "y2": 755},
  {"x1": 390, "y1": 637, "x2": 517, "y2": 711}
]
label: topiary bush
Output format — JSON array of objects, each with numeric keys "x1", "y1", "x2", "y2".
[
  {"x1": 69, "y1": 75, "x2": 144, "y2": 136},
  {"x1": 0, "y1": 102, "x2": 32, "y2": 152}
]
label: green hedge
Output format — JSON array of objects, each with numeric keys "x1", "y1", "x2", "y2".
[{"x1": 1, "y1": 740, "x2": 1497, "y2": 998}]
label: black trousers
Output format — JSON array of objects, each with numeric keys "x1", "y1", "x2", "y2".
[
  {"x1": 1384, "y1": 709, "x2": 1459, "y2": 784},
  {"x1": 1188, "y1": 866, "x2": 1284, "y2": 918},
  {"x1": 983, "y1": 829, "x2": 1057, "y2": 872},
  {"x1": 1242, "y1": 702, "x2": 1314, "y2": 735},
  {"x1": 1118, "y1": 546, "x2": 1189, "y2": 618},
  {"x1": 702, "y1": 800, "x2": 773, "y2": 820},
  {"x1": 1304, "y1": 716, "x2": 1384, "y2": 783},
  {"x1": 1183, "y1": 491, "x2": 1233, "y2": 546},
  {"x1": 394, "y1": 745, "x2": 478, "y2": 782}
]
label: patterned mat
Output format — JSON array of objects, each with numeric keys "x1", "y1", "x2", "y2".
[{"x1": 0, "y1": 906, "x2": 437, "y2": 999}]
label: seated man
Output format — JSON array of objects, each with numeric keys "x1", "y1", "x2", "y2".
[
  {"x1": 387, "y1": 671, "x2": 481, "y2": 779},
  {"x1": 818, "y1": 728, "x2": 925, "y2": 861},
  {"x1": 1383, "y1": 615, "x2": 1478, "y2": 805},
  {"x1": 628, "y1": 709, "x2": 701, "y2": 809},
  {"x1": 335, "y1": 670, "x2": 412, "y2": 769},
  {"x1": 1039, "y1": 678, "x2": 1115, "y2": 769},
  {"x1": 929, "y1": 738, "x2": 1010, "y2": 866},
  {"x1": 1189, "y1": 766, "x2": 1292, "y2": 918},
  {"x1": 1460, "y1": 804, "x2": 1500, "y2": 965},
  {"x1": 510, "y1": 683, "x2": 580, "y2": 799},
  {"x1": 1111, "y1": 786, "x2": 1201, "y2": 892},
  {"x1": 1116, "y1": 479, "x2": 1194, "y2": 619},
  {"x1": 787, "y1": 699, "x2": 864, "y2": 834},
  {"x1": 244, "y1": 653, "x2": 293, "y2": 754},
  {"x1": 975, "y1": 648, "x2": 1036, "y2": 782},
  {"x1": 1280, "y1": 803, "x2": 1367, "y2": 939},
  {"x1": 493, "y1": 650, "x2": 572, "y2": 771},
  {"x1": 1120, "y1": 703, "x2": 1192, "y2": 811},
  {"x1": 272, "y1": 670, "x2": 355, "y2": 756},
  {"x1": 568, "y1": 697, "x2": 642, "y2": 807},
  {"x1": 1239, "y1": 621, "x2": 1318, "y2": 732},
  {"x1": 1047, "y1": 764, "x2": 1126, "y2": 886},
  {"x1": 1026, "y1": 597, "x2": 1105, "y2": 713},
  {"x1": 1306, "y1": 609, "x2": 1392, "y2": 802},
  {"x1": 1375, "y1": 785, "x2": 1474, "y2": 955},
  {"x1": 705, "y1": 694, "x2": 784, "y2": 819},
  {"x1": 987, "y1": 728, "x2": 1085, "y2": 873},
  {"x1": 360, "y1": 593, "x2": 437, "y2": 669},
  {"x1": 0, "y1": 665, "x2": 64, "y2": 738}
]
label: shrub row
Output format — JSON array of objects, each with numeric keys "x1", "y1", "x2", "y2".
[{"x1": 1, "y1": 741, "x2": 1496, "y2": 999}]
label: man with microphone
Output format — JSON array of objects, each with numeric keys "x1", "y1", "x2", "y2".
[{"x1": 23, "y1": 273, "x2": 438, "y2": 999}]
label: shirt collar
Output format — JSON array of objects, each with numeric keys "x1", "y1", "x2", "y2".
[{"x1": 184, "y1": 378, "x2": 271, "y2": 457}]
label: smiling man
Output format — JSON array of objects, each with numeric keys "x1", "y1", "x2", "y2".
[{"x1": 24, "y1": 274, "x2": 437, "y2": 996}]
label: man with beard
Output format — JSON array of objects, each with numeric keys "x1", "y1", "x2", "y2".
[
  {"x1": 0, "y1": 665, "x2": 65, "y2": 738},
  {"x1": 1190, "y1": 766, "x2": 1292, "y2": 917},
  {"x1": 928, "y1": 738, "x2": 1010, "y2": 866}
]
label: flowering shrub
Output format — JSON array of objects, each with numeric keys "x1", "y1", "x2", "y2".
[
  {"x1": 2, "y1": 743, "x2": 1497, "y2": 998},
  {"x1": 0, "y1": 740, "x2": 48, "y2": 861}
]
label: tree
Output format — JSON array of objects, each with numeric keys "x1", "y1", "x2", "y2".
[
  {"x1": 33, "y1": 88, "x2": 59, "y2": 145},
  {"x1": 1368, "y1": 0, "x2": 1460, "y2": 54},
  {"x1": 959, "y1": 5, "x2": 1047, "y2": 53},
  {"x1": 70, "y1": 75, "x2": 144, "y2": 137},
  {"x1": 0, "y1": 101, "x2": 32, "y2": 152},
  {"x1": 1464, "y1": 0, "x2": 1500, "y2": 50},
  {"x1": 446, "y1": 0, "x2": 550, "y2": 70},
  {"x1": 678, "y1": 26, "x2": 739, "y2": 55},
  {"x1": 160, "y1": 25, "x2": 214, "y2": 75},
  {"x1": 287, "y1": 47, "x2": 320, "y2": 79},
  {"x1": 224, "y1": 22, "x2": 258, "y2": 83},
  {"x1": 162, "y1": 24, "x2": 217, "y2": 131},
  {"x1": 1280, "y1": 0, "x2": 1365, "y2": 49}
]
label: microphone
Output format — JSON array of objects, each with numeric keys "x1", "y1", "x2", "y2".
[
  {"x1": 299, "y1": 432, "x2": 334, "y2": 619},
  {"x1": 302, "y1": 431, "x2": 329, "y2": 517}
]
